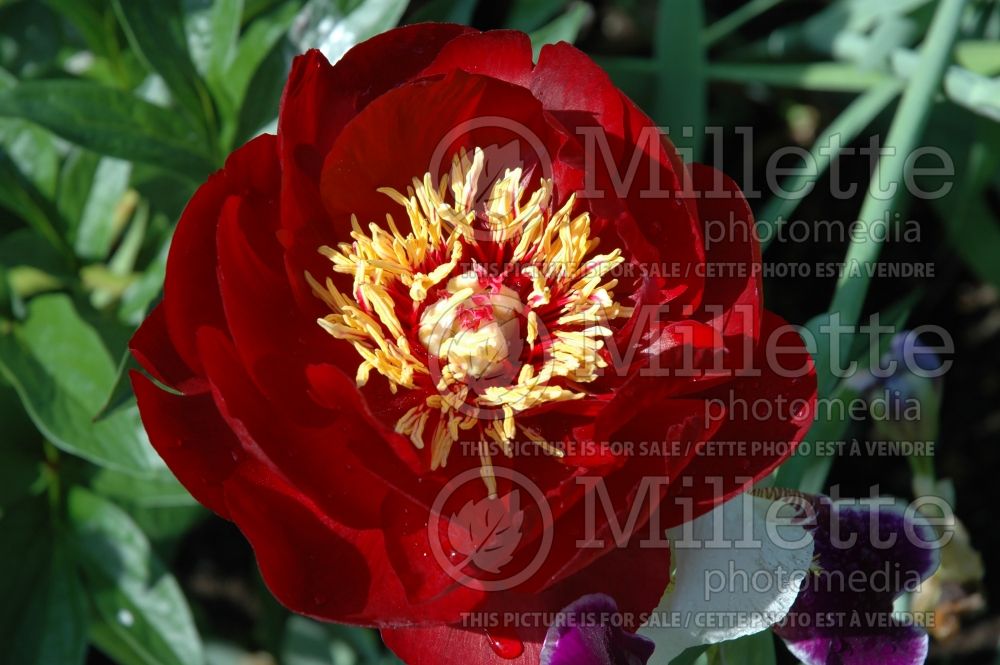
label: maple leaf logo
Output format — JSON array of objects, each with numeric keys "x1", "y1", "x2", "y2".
[{"x1": 447, "y1": 490, "x2": 525, "y2": 574}]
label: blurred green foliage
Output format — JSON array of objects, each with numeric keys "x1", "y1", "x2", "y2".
[{"x1": 0, "y1": 0, "x2": 996, "y2": 664}]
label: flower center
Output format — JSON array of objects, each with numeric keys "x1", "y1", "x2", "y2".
[
  {"x1": 308, "y1": 148, "x2": 631, "y2": 495},
  {"x1": 418, "y1": 272, "x2": 523, "y2": 386}
]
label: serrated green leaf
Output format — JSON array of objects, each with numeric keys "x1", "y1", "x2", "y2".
[
  {"x1": 0, "y1": 80, "x2": 216, "y2": 177},
  {"x1": 0, "y1": 294, "x2": 163, "y2": 474},
  {"x1": 70, "y1": 488, "x2": 205, "y2": 665}
]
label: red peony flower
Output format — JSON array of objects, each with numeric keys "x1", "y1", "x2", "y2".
[{"x1": 130, "y1": 24, "x2": 816, "y2": 665}]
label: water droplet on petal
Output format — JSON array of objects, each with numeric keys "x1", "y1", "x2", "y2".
[{"x1": 484, "y1": 630, "x2": 523, "y2": 659}]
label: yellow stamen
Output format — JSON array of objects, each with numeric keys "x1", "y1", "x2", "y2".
[{"x1": 308, "y1": 147, "x2": 629, "y2": 494}]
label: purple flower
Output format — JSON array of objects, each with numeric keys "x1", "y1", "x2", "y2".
[
  {"x1": 773, "y1": 496, "x2": 940, "y2": 665},
  {"x1": 540, "y1": 594, "x2": 655, "y2": 665}
]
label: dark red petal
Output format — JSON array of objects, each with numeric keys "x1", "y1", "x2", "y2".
[
  {"x1": 690, "y1": 163, "x2": 762, "y2": 338},
  {"x1": 277, "y1": 24, "x2": 474, "y2": 303},
  {"x1": 419, "y1": 30, "x2": 534, "y2": 86},
  {"x1": 130, "y1": 304, "x2": 203, "y2": 393},
  {"x1": 222, "y1": 455, "x2": 491, "y2": 626},
  {"x1": 529, "y1": 42, "x2": 705, "y2": 308},
  {"x1": 161, "y1": 134, "x2": 277, "y2": 375},
  {"x1": 215, "y1": 188, "x2": 363, "y2": 422},
  {"x1": 193, "y1": 326, "x2": 391, "y2": 529},
  {"x1": 130, "y1": 371, "x2": 241, "y2": 518},
  {"x1": 382, "y1": 625, "x2": 543, "y2": 665},
  {"x1": 381, "y1": 535, "x2": 670, "y2": 664},
  {"x1": 222, "y1": 460, "x2": 378, "y2": 621},
  {"x1": 320, "y1": 70, "x2": 569, "y2": 244},
  {"x1": 662, "y1": 310, "x2": 817, "y2": 526},
  {"x1": 279, "y1": 24, "x2": 475, "y2": 175}
]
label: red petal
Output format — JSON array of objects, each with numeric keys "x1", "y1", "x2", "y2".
[
  {"x1": 381, "y1": 535, "x2": 671, "y2": 663},
  {"x1": 215, "y1": 189, "x2": 362, "y2": 422},
  {"x1": 277, "y1": 25, "x2": 474, "y2": 302},
  {"x1": 162, "y1": 134, "x2": 277, "y2": 375},
  {"x1": 320, "y1": 70, "x2": 568, "y2": 241},
  {"x1": 382, "y1": 624, "x2": 543, "y2": 665},
  {"x1": 663, "y1": 311, "x2": 817, "y2": 526},
  {"x1": 529, "y1": 42, "x2": 705, "y2": 308},
  {"x1": 130, "y1": 371, "x2": 241, "y2": 517},
  {"x1": 690, "y1": 163, "x2": 762, "y2": 338},
  {"x1": 130, "y1": 304, "x2": 202, "y2": 393},
  {"x1": 420, "y1": 30, "x2": 534, "y2": 86}
]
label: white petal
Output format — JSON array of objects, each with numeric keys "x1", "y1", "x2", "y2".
[{"x1": 640, "y1": 492, "x2": 815, "y2": 664}]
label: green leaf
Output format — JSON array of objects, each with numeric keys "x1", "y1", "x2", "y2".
[
  {"x1": 703, "y1": 0, "x2": 783, "y2": 48},
  {"x1": 956, "y1": 39, "x2": 1000, "y2": 75},
  {"x1": 0, "y1": 386, "x2": 42, "y2": 508},
  {"x1": 934, "y1": 129, "x2": 1000, "y2": 290},
  {"x1": 290, "y1": 0, "x2": 408, "y2": 64},
  {"x1": 0, "y1": 118, "x2": 58, "y2": 198},
  {"x1": 183, "y1": 0, "x2": 245, "y2": 147},
  {"x1": 654, "y1": 0, "x2": 706, "y2": 159},
  {"x1": 777, "y1": 293, "x2": 917, "y2": 492},
  {"x1": 222, "y1": 0, "x2": 298, "y2": 146},
  {"x1": 75, "y1": 157, "x2": 133, "y2": 260},
  {"x1": 707, "y1": 62, "x2": 891, "y2": 91},
  {"x1": 668, "y1": 647, "x2": 708, "y2": 665},
  {"x1": 0, "y1": 294, "x2": 164, "y2": 474},
  {"x1": 282, "y1": 616, "x2": 383, "y2": 665},
  {"x1": 206, "y1": 0, "x2": 245, "y2": 79},
  {"x1": 112, "y1": 0, "x2": 217, "y2": 144},
  {"x1": 43, "y1": 0, "x2": 109, "y2": 58},
  {"x1": 829, "y1": 0, "x2": 968, "y2": 332},
  {"x1": 0, "y1": 227, "x2": 70, "y2": 281},
  {"x1": 0, "y1": 1, "x2": 61, "y2": 78},
  {"x1": 0, "y1": 497, "x2": 89, "y2": 665},
  {"x1": 119, "y1": 241, "x2": 168, "y2": 325},
  {"x1": 505, "y1": 0, "x2": 566, "y2": 32},
  {"x1": 757, "y1": 80, "x2": 903, "y2": 252},
  {"x1": 0, "y1": 146, "x2": 71, "y2": 260},
  {"x1": 529, "y1": 1, "x2": 593, "y2": 58},
  {"x1": 91, "y1": 467, "x2": 195, "y2": 510},
  {"x1": 407, "y1": 0, "x2": 476, "y2": 24},
  {"x1": 712, "y1": 631, "x2": 777, "y2": 665},
  {"x1": 58, "y1": 149, "x2": 100, "y2": 235},
  {"x1": 0, "y1": 80, "x2": 216, "y2": 177},
  {"x1": 70, "y1": 488, "x2": 206, "y2": 665}
]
